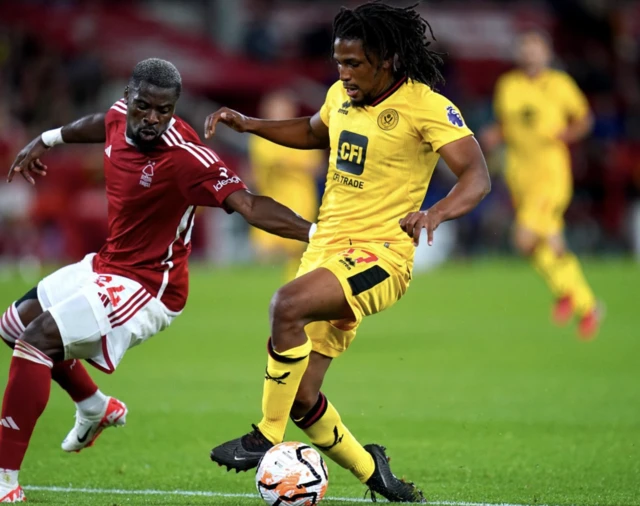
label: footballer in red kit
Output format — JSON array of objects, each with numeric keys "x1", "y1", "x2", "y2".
[
  {"x1": 97, "y1": 99, "x2": 246, "y2": 313},
  {"x1": 0, "y1": 58, "x2": 313, "y2": 502}
]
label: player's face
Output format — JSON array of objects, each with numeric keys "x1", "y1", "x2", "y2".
[
  {"x1": 516, "y1": 32, "x2": 552, "y2": 72},
  {"x1": 333, "y1": 38, "x2": 392, "y2": 106},
  {"x1": 125, "y1": 82, "x2": 178, "y2": 149}
]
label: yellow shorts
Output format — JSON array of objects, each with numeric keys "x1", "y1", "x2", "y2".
[
  {"x1": 506, "y1": 158, "x2": 572, "y2": 237},
  {"x1": 511, "y1": 188, "x2": 571, "y2": 237},
  {"x1": 297, "y1": 243, "x2": 411, "y2": 358}
]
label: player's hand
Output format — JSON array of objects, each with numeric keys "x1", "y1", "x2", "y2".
[
  {"x1": 204, "y1": 107, "x2": 251, "y2": 139},
  {"x1": 399, "y1": 209, "x2": 444, "y2": 247},
  {"x1": 478, "y1": 124, "x2": 502, "y2": 152},
  {"x1": 7, "y1": 136, "x2": 49, "y2": 185}
]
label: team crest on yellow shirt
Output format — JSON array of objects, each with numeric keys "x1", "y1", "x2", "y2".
[{"x1": 377, "y1": 109, "x2": 399, "y2": 131}]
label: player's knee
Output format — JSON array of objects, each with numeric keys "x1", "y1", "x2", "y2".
[
  {"x1": 516, "y1": 242, "x2": 536, "y2": 257},
  {"x1": 21, "y1": 312, "x2": 64, "y2": 360},
  {"x1": 270, "y1": 286, "x2": 305, "y2": 326},
  {"x1": 547, "y1": 237, "x2": 566, "y2": 257},
  {"x1": 16, "y1": 292, "x2": 43, "y2": 328},
  {"x1": 513, "y1": 234, "x2": 537, "y2": 257}
]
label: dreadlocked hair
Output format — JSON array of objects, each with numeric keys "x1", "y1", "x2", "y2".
[{"x1": 332, "y1": 0, "x2": 445, "y2": 89}]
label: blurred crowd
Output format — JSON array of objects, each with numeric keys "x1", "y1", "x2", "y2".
[{"x1": 1, "y1": 0, "x2": 639, "y2": 271}]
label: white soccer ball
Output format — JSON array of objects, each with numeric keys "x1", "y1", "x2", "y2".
[{"x1": 256, "y1": 442, "x2": 329, "y2": 506}]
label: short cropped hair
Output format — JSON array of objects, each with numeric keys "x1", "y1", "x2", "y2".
[{"x1": 129, "y1": 58, "x2": 182, "y2": 96}]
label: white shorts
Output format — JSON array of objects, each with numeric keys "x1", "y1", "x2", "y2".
[{"x1": 37, "y1": 254, "x2": 178, "y2": 373}]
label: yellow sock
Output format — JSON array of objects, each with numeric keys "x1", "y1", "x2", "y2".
[
  {"x1": 557, "y1": 252, "x2": 596, "y2": 315},
  {"x1": 532, "y1": 243, "x2": 596, "y2": 315},
  {"x1": 532, "y1": 242, "x2": 565, "y2": 297},
  {"x1": 294, "y1": 393, "x2": 375, "y2": 484},
  {"x1": 257, "y1": 338, "x2": 312, "y2": 445}
]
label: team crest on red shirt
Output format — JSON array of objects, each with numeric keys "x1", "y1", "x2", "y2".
[{"x1": 139, "y1": 161, "x2": 155, "y2": 188}]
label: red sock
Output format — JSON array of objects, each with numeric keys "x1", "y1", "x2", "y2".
[
  {"x1": 0, "y1": 346, "x2": 52, "y2": 470},
  {"x1": 51, "y1": 360, "x2": 98, "y2": 402}
]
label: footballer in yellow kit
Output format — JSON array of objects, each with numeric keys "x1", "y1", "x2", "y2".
[
  {"x1": 248, "y1": 91, "x2": 323, "y2": 280},
  {"x1": 207, "y1": 2, "x2": 490, "y2": 502},
  {"x1": 248, "y1": 137, "x2": 322, "y2": 270},
  {"x1": 300, "y1": 77, "x2": 473, "y2": 357},
  {"x1": 495, "y1": 68, "x2": 585, "y2": 236},
  {"x1": 482, "y1": 29, "x2": 601, "y2": 339}
]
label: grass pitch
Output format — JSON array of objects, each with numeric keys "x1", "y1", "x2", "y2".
[{"x1": 0, "y1": 259, "x2": 638, "y2": 505}]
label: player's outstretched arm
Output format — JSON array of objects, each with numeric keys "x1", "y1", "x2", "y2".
[
  {"x1": 205, "y1": 108, "x2": 329, "y2": 150},
  {"x1": 400, "y1": 136, "x2": 491, "y2": 246},
  {"x1": 478, "y1": 122, "x2": 503, "y2": 153},
  {"x1": 557, "y1": 112, "x2": 593, "y2": 144},
  {"x1": 224, "y1": 190, "x2": 314, "y2": 243},
  {"x1": 7, "y1": 113, "x2": 106, "y2": 185}
]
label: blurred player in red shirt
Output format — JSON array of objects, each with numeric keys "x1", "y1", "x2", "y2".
[{"x1": 0, "y1": 58, "x2": 313, "y2": 502}]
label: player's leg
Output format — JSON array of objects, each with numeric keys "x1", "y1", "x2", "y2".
[
  {"x1": 291, "y1": 347, "x2": 424, "y2": 502},
  {"x1": 211, "y1": 267, "x2": 353, "y2": 471},
  {"x1": 514, "y1": 192, "x2": 575, "y2": 316},
  {"x1": 3, "y1": 274, "x2": 125, "y2": 451},
  {"x1": 0, "y1": 288, "x2": 108, "y2": 416},
  {"x1": 291, "y1": 351, "x2": 374, "y2": 478},
  {"x1": 211, "y1": 245, "x2": 423, "y2": 501},
  {"x1": 514, "y1": 197, "x2": 599, "y2": 337},
  {"x1": 546, "y1": 234, "x2": 601, "y2": 339},
  {"x1": 0, "y1": 311, "x2": 62, "y2": 502},
  {"x1": 513, "y1": 223, "x2": 568, "y2": 302}
]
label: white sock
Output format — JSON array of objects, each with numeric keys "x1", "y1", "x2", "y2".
[
  {"x1": 76, "y1": 390, "x2": 109, "y2": 417},
  {"x1": 0, "y1": 469, "x2": 19, "y2": 487}
]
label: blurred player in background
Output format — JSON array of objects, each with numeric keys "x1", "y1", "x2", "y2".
[
  {"x1": 248, "y1": 90, "x2": 323, "y2": 280},
  {"x1": 206, "y1": 2, "x2": 491, "y2": 502},
  {"x1": 481, "y1": 30, "x2": 601, "y2": 339},
  {"x1": 0, "y1": 58, "x2": 312, "y2": 503}
]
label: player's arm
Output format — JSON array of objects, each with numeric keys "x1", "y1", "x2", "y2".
[
  {"x1": 478, "y1": 122, "x2": 503, "y2": 153},
  {"x1": 557, "y1": 74, "x2": 594, "y2": 144},
  {"x1": 400, "y1": 136, "x2": 491, "y2": 246},
  {"x1": 204, "y1": 108, "x2": 329, "y2": 150},
  {"x1": 7, "y1": 113, "x2": 106, "y2": 185},
  {"x1": 480, "y1": 76, "x2": 506, "y2": 153},
  {"x1": 224, "y1": 190, "x2": 314, "y2": 243},
  {"x1": 557, "y1": 112, "x2": 593, "y2": 144}
]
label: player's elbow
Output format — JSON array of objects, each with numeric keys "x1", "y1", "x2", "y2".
[
  {"x1": 240, "y1": 195, "x2": 260, "y2": 226},
  {"x1": 480, "y1": 171, "x2": 491, "y2": 198},
  {"x1": 472, "y1": 163, "x2": 491, "y2": 201},
  {"x1": 226, "y1": 190, "x2": 259, "y2": 224},
  {"x1": 583, "y1": 113, "x2": 595, "y2": 137}
]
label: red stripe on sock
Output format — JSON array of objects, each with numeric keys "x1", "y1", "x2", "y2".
[
  {"x1": 0, "y1": 315, "x2": 18, "y2": 342},
  {"x1": 15, "y1": 340, "x2": 53, "y2": 368},
  {"x1": 7, "y1": 305, "x2": 25, "y2": 334},
  {"x1": 1, "y1": 312, "x2": 20, "y2": 341}
]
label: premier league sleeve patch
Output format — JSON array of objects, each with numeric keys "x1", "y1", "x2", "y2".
[{"x1": 446, "y1": 105, "x2": 465, "y2": 127}]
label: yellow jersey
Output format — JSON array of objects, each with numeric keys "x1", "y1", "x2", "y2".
[
  {"x1": 494, "y1": 69, "x2": 589, "y2": 186},
  {"x1": 248, "y1": 136, "x2": 323, "y2": 257},
  {"x1": 248, "y1": 136, "x2": 322, "y2": 201},
  {"x1": 313, "y1": 78, "x2": 473, "y2": 261}
]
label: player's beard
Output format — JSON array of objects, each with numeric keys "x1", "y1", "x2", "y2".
[{"x1": 127, "y1": 126, "x2": 162, "y2": 151}]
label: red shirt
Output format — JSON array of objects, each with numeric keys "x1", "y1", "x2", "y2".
[{"x1": 93, "y1": 99, "x2": 247, "y2": 312}]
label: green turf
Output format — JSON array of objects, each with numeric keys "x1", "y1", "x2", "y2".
[{"x1": 0, "y1": 259, "x2": 638, "y2": 505}]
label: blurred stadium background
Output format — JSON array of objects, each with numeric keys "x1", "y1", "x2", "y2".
[
  {"x1": 2, "y1": 0, "x2": 640, "y2": 273},
  {"x1": 1, "y1": 1, "x2": 639, "y2": 505}
]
